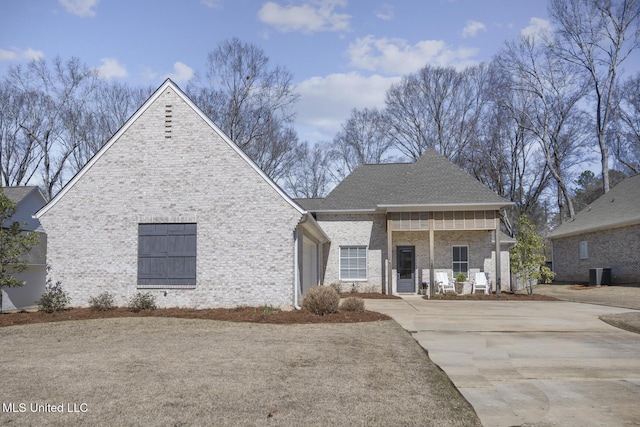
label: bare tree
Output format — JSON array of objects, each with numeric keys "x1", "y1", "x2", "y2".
[
  {"x1": 284, "y1": 142, "x2": 332, "y2": 198},
  {"x1": 0, "y1": 81, "x2": 41, "y2": 186},
  {"x1": 188, "y1": 38, "x2": 301, "y2": 182},
  {"x1": 470, "y1": 62, "x2": 552, "y2": 229},
  {"x1": 549, "y1": 0, "x2": 640, "y2": 193},
  {"x1": 385, "y1": 64, "x2": 487, "y2": 164},
  {"x1": 6, "y1": 57, "x2": 98, "y2": 199},
  {"x1": 329, "y1": 107, "x2": 394, "y2": 181},
  {"x1": 385, "y1": 74, "x2": 430, "y2": 160},
  {"x1": 497, "y1": 35, "x2": 590, "y2": 222},
  {"x1": 612, "y1": 73, "x2": 640, "y2": 173}
]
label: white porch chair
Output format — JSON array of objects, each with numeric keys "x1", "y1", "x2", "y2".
[
  {"x1": 473, "y1": 272, "x2": 489, "y2": 294},
  {"x1": 436, "y1": 272, "x2": 456, "y2": 294}
]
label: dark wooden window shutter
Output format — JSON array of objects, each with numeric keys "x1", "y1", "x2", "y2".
[{"x1": 138, "y1": 223, "x2": 196, "y2": 286}]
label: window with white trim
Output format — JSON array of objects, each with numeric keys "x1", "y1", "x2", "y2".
[
  {"x1": 452, "y1": 245, "x2": 469, "y2": 275},
  {"x1": 339, "y1": 246, "x2": 367, "y2": 280},
  {"x1": 579, "y1": 241, "x2": 588, "y2": 260}
]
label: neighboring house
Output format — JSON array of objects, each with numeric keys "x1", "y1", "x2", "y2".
[
  {"x1": 35, "y1": 79, "x2": 327, "y2": 309},
  {"x1": 296, "y1": 149, "x2": 514, "y2": 295},
  {"x1": 547, "y1": 174, "x2": 640, "y2": 284},
  {"x1": 1, "y1": 186, "x2": 47, "y2": 311}
]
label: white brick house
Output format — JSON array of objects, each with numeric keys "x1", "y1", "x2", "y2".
[
  {"x1": 296, "y1": 150, "x2": 514, "y2": 295},
  {"x1": 35, "y1": 80, "x2": 327, "y2": 309}
]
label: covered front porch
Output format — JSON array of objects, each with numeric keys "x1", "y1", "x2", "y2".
[{"x1": 384, "y1": 210, "x2": 512, "y2": 295}]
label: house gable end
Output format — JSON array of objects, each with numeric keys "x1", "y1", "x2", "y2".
[{"x1": 35, "y1": 79, "x2": 304, "y2": 219}]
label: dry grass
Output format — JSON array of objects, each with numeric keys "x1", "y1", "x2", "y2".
[
  {"x1": 600, "y1": 312, "x2": 640, "y2": 334},
  {"x1": 0, "y1": 317, "x2": 480, "y2": 426}
]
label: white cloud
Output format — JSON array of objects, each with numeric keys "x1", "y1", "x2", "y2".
[
  {"x1": 462, "y1": 20, "x2": 486, "y2": 38},
  {"x1": 23, "y1": 48, "x2": 44, "y2": 61},
  {"x1": 164, "y1": 62, "x2": 195, "y2": 84},
  {"x1": 521, "y1": 17, "x2": 552, "y2": 39},
  {"x1": 0, "y1": 47, "x2": 44, "y2": 61},
  {"x1": 294, "y1": 72, "x2": 400, "y2": 141},
  {"x1": 258, "y1": 0, "x2": 350, "y2": 33},
  {"x1": 95, "y1": 58, "x2": 127, "y2": 79},
  {"x1": 58, "y1": 0, "x2": 99, "y2": 17},
  {"x1": 0, "y1": 49, "x2": 15, "y2": 61},
  {"x1": 141, "y1": 67, "x2": 158, "y2": 82},
  {"x1": 375, "y1": 4, "x2": 394, "y2": 21},
  {"x1": 347, "y1": 35, "x2": 479, "y2": 75},
  {"x1": 200, "y1": 0, "x2": 222, "y2": 8}
]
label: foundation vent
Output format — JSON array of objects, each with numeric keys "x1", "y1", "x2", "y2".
[{"x1": 164, "y1": 105, "x2": 172, "y2": 138}]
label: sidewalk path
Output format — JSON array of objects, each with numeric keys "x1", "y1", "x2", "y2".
[{"x1": 365, "y1": 296, "x2": 640, "y2": 427}]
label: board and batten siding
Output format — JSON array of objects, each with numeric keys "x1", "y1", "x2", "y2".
[
  {"x1": 138, "y1": 223, "x2": 197, "y2": 287},
  {"x1": 38, "y1": 84, "x2": 303, "y2": 309},
  {"x1": 389, "y1": 211, "x2": 497, "y2": 231}
]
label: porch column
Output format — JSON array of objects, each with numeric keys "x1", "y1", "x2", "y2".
[
  {"x1": 429, "y1": 213, "x2": 435, "y2": 296},
  {"x1": 495, "y1": 218, "x2": 501, "y2": 294},
  {"x1": 386, "y1": 214, "x2": 393, "y2": 295}
]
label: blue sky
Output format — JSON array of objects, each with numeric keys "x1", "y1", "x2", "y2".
[{"x1": 1, "y1": 0, "x2": 556, "y2": 144}]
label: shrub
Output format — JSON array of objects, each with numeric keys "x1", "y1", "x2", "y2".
[
  {"x1": 262, "y1": 304, "x2": 280, "y2": 315},
  {"x1": 455, "y1": 273, "x2": 467, "y2": 283},
  {"x1": 302, "y1": 285, "x2": 339, "y2": 315},
  {"x1": 37, "y1": 280, "x2": 70, "y2": 313},
  {"x1": 128, "y1": 292, "x2": 157, "y2": 312},
  {"x1": 340, "y1": 296, "x2": 365, "y2": 313},
  {"x1": 329, "y1": 282, "x2": 342, "y2": 294},
  {"x1": 89, "y1": 292, "x2": 116, "y2": 311}
]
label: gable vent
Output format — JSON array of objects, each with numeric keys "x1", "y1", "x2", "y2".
[{"x1": 164, "y1": 105, "x2": 172, "y2": 138}]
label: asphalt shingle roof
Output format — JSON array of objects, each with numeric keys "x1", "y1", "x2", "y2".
[
  {"x1": 2, "y1": 186, "x2": 37, "y2": 204},
  {"x1": 547, "y1": 174, "x2": 640, "y2": 238},
  {"x1": 297, "y1": 149, "x2": 509, "y2": 211}
]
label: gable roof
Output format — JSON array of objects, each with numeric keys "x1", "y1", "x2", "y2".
[
  {"x1": 36, "y1": 79, "x2": 305, "y2": 218},
  {"x1": 547, "y1": 174, "x2": 640, "y2": 239},
  {"x1": 298, "y1": 149, "x2": 511, "y2": 212},
  {"x1": 2, "y1": 186, "x2": 44, "y2": 205},
  {"x1": 2, "y1": 186, "x2": 46, "y2": 232}
]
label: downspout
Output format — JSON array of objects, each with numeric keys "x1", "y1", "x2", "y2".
[
  {"x1": 294, "y1": 227, "x2": 301, "y2": 310},
  {"x1": 293, "y1": 215, "x2": 310, "y2": 311}
]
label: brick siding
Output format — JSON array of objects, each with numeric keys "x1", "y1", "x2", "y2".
[
  {"x1": 38, "y1": 86, "x2": 303, "y2": 309},
  {"x1": 552, "y1": 224, "x2": 640, "y2": 284}
]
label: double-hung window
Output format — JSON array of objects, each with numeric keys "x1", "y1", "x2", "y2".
[
  {"x1": 452, "y1": 245, "x2": 469, "y2": 275},
  {"x1": 340, "y1": 246, "x2": 367, "y2": 280},
  {"x1": 138, "y1": 223, "x2": 197, "y2": 288}
]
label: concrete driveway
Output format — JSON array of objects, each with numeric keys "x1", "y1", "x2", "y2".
[{"x1": 366, "y1": 296, "x2": 640, "y2": 427}]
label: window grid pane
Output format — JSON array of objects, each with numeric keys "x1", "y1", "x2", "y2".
[
  {"x1": 452, "y1": 246, "x2": 469, "y2": 275},
  {"x1": 340, "y1": 246, "x2": 367, "y2": 280}
]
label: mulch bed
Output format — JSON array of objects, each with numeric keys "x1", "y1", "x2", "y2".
[
  {"x1": 426, "y1": 292, "x2": 558, "y2": 301},
  {"x1": 0, "y1": 306, "x2": 391, "y2": 328},
  {"x1": 570, "y1": 284, "x2": 605, "y2": 290},
  {"x1": 0, "y1": 292, "x2": 560, "y2": 328},
  {"x1": 339, "y1": 292, "x2": 401, "y2": 299}
]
